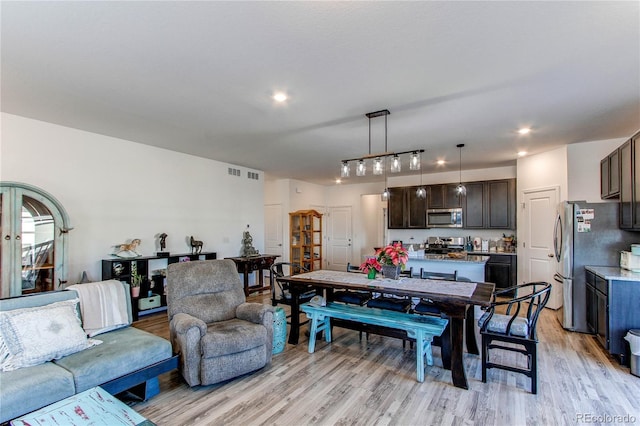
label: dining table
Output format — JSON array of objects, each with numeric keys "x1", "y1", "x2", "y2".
[{"x1": 279, "y1": 270, "x2": 495, "y2": 390}]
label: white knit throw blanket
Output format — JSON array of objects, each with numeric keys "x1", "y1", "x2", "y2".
[{"x1": 67, "y1": 280, "x2": 130, "y2": 337}]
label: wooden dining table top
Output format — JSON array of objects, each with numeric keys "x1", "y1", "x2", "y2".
[{"x1": 283, "y1": 270, "x2": 495, "y2": 308}]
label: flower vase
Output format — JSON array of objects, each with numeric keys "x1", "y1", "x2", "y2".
[
  {"x1": 367, "y1": 269, "x2": 377, "y2": 279},
  {"x1": 382, "y1": 265, "x2": 400, "y2": 280},
  {"x1": 131, "y1": 286, "x2": 140, "y2": 298}
]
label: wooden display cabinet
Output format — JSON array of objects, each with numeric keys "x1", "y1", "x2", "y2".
[{"x1": 289, "y1": 209, "x2": 322, "y2": 272}]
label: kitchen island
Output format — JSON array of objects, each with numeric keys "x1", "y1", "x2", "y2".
[{"x1": 407, "y1": 254, "x2": 490, "y2": 282}]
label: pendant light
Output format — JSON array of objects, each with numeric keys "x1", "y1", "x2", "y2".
[
  {"x1": 410, "y1": 153, "x2": 427, "y2": 198},
  {"x1": 341, "y1": 161, "x2": 350, "y2": 178},
  {"x1": 338, "y1": 109, "x2": 424, "y2": 185},
  {"x1": 381, "y1": 145, "x2": 389, "y2": 201},
  {"x1": 409, "y1": 151, "x2": 421, "y2": 171},
  {"x1": 390, "y1": 154, "x2": 401, "y2": 173},
  {"x1": 455, "y1": 143, "x2": 466, "y2": 196}
]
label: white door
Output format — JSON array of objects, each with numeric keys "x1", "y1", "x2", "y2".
[
  {"x1": 522, "y1": 187, "x2": 561, "y2": 309},
  {"x1": 327, "y1": 206, "x2": 352, "y2": 271},
  {"x1": 264, "y1": 204, "x2": 283, "y2": 259}
]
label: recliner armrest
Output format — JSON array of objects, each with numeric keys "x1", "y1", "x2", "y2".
[
  {"x1": 171, "y1": 313, "x2": 207, "y2": 337},
  {"x1": 236, "y1": 302, "x2": 273, "y2": 324}
]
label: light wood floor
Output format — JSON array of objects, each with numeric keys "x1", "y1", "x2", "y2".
[{"x1": 132, "y1": 293, "x2": 640, "y2": 425}]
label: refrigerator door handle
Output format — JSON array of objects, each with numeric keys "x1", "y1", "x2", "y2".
[
  {"x1": 553, "y1": 273, "x2": 564, "y2": 283},
  {"x1": 553, "y1": 214, "x2": 562, "y2": 262}
]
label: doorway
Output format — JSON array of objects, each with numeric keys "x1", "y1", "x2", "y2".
[
  {"x1": 327, "y1": 206, "x2": 352, "y2": 271},
  {"x1": 521, "y1": 186, "x2": 561, "y2": 308},
  {"x1": 264, "y1": 204, "x2": 284, "y2": 259}
]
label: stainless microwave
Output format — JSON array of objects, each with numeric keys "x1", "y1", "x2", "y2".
[{"x1": 426, "y1": 208, "x2": 463, "y2": 228}]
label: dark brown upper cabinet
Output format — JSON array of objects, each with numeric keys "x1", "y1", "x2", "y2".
[
  {"x1": 427, "y1": 184, "x2": 461, "y2": 209},
  {"x1": 601, "y1": 148, "x2": 620, "y2": 199},
  {"x1": 462, "y1": 179, "x2": 516, "y2": 230},
  {"x1": 388, "y1": 186, "x2": 427, "y2": 229}
]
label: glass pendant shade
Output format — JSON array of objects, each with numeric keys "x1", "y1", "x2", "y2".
[
  {"x1": 356, "y1": 160, "x2": 366, "y2": 176},
  {"x1": 409, "y1": 151, "x2": 421, "y2": 170},
  {"x1": 455, "y1": 183, "x2": 467, "y2": 196},
  {"x1": 390, "y1": 155, "x2": 401, "y2": 173},
  {"x1": 340, "y1": 161, "x2": 350, "y2": 178},
  {"x1": 373, "y1": 157, "x2": 384, "y2": 175},
  {"x1": 381, "y1": 188, "x2": 390, "y2": 201},
  {"x1": 416, "y1": 186, "x2": 426, "y2": 199}
]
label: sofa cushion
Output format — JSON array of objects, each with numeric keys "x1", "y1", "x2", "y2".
[
  {"x1": 0, "y1": 299, "x2": 101, "y2": 371},
  {"x1": 0, "y1": 362, "x2": 75, "y2": 423},
  {"x1": 202, "y1": 318, "x2": 267, "y2": 358},
  {"x1": 53, "y1": 326, "x2": 172, "y2": 393}
]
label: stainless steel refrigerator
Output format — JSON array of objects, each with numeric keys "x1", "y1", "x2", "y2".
[{"x1": 554, "y1": 201, "x2": 638, "y2": 332}]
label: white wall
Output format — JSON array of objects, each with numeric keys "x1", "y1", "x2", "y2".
[
  {"x1": 1, "y1": 113, "x2": 265, "y2": 284},
  {"x1": 567, "y1": 138, "x2": 626, "y2": 203}
]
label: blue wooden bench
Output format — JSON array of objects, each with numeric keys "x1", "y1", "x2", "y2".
[{"x1": 300, "y1": 302, "x2": 448, "y2": 382}]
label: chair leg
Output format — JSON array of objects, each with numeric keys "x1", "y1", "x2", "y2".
[
  {"x1": 481, "y1": 335, "x2": 488, "y2": 383},
  {"x1": 530, "y1": 343, "x2": 537, "y2": 394}
]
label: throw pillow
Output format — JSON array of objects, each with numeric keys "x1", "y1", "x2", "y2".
[{"x1": 0, "y1": 298, "x2": 101, "y2": 372}]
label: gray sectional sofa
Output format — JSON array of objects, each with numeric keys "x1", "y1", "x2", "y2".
[{"x1": 0, "y1": 284, "x2": 177, "y2": 423}]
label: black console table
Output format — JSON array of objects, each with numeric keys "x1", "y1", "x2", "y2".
[
  {"x1": 225, "y1": 255, "x2": 279, "y2": 296},
  {"x1": 102, "y1": 251, "x2": 217, "y2": 320}
]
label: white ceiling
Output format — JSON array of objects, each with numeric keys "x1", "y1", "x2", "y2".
[{"x1": 2, "y1": 1, "x2": 639, "y2": 185}]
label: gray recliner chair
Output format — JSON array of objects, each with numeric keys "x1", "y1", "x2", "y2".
[{"x1": 167, "y1": 259, "x2": 274, "y2": 387}]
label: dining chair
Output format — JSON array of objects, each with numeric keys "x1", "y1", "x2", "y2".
[
  {"x1": 332, "y1": 263, "x2": 372, "y2": 306},
  {"x1": 270, "y1": 262, "x2": 318, "y2": 329},
  {"x1": 366, "y1": 266, "x2": 413, "y2": 312},
  {"x1": 413, "y1": 269, "x2": 470, "y2": 315},
  {"x1": 478, "y1": 281, "x2": 551, "y2": 394}
]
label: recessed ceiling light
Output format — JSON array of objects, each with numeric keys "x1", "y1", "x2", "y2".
[
  {"x1": 273, "y1": 92, "x2": 287, "y2": 102},
  {"x1": 518, "y1": 151, "x2": 528, "y2": 157},
  {"x1": 518, "y1": 127, "x2": 531, "y2": 135},
  {"x1": 436, "y1": 160, "x2": 445, "y2": 165}
]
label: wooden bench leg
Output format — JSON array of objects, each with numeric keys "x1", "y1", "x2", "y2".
[
  {"x1": 415, "y1": 330, "x2": 426, "y2": 383},
  {"x1": 307, "y1": 313, "x2": 331, "y2": 353},
  {"x1": 413, "y1": 330, "x2": 436, "y2": 383}
]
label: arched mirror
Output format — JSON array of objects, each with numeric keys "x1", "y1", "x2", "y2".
[{"x1": 0, "y1": 182, "x2": 72, "y2": 298}]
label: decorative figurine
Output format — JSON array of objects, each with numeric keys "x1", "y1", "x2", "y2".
[
  {"x1": 79, "y1": 271, "x2": 91, "y2": 283},
  {"x1": 157, "y1": 233, "x2": 169, "y2": 257},
  {"x1": 241, "y1": 226, "x2": 259, "y2": 257},
  {"x1": 190, "y1": 236, "x2": 203, "y2": 254},
  {"x1": 113, "y1": 239, "x2": 142, "y2": 258}
]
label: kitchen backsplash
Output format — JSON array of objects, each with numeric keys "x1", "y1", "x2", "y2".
[{"x1": 388, "y1": 228, "x2": 515, "y2": 249}]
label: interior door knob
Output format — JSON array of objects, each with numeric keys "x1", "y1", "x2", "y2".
[{"x1": 548, "y1": 254, "x2": 554, "y2": 257}]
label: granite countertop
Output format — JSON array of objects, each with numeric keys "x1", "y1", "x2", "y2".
[
  {"x1": 409, "y1": 254, "x2": 491, "y2": 264},
  {"x1": 469, "y1": 251, "x2": 517, "y2": 256},
  {"x1": 585, "y1": 266, "x2": 640, "y2": 281}
]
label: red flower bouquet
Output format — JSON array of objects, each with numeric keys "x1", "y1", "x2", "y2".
[
  {"x1": 376, "y1": 243, "x2": 409, "y2": 270},
  {"x1": 360, "y1": 257, "x2": 382, "y2": 274}
]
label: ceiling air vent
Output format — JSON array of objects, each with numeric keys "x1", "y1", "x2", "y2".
[{"x1": 228, "y1": 167, "x2": 241, "y2": 177}]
